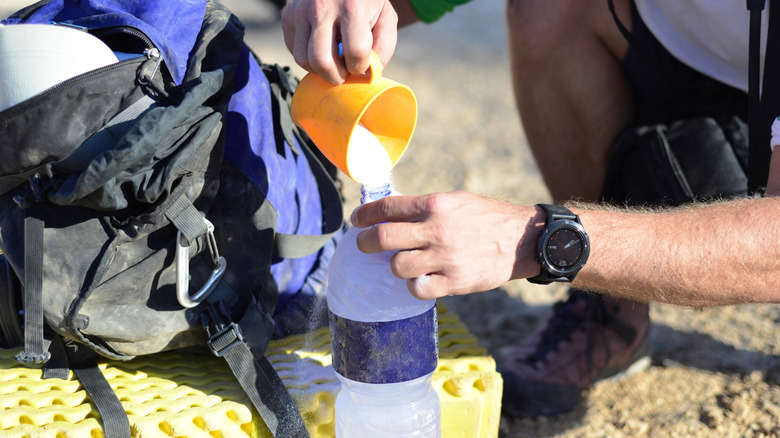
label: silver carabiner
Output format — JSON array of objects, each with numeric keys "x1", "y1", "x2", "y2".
[{"x1": 176, "y1": 218, "x2": 227, "y2": 308}]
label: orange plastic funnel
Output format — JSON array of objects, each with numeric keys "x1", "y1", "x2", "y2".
[{"x1": 290, "y1": 52, "x2": 417, "y2": 182}]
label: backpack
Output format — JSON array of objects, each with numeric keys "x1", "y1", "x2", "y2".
[{"x1": 0, "y1": 1, "x2": 343, "y2": 436}]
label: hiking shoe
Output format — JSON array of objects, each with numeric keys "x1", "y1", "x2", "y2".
[{"x1": 497, "y1": 289, "x2": 651, "y2": 417}]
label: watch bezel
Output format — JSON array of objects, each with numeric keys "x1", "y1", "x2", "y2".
[{"x1": 536, "y1": 219, "x2": 590, "y2": 277}]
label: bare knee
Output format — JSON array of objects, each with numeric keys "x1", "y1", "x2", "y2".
[
  {"x1": 507, "y1": 0, "x2": 630, "y2": 62},
  {"x1": 507, "y1": 0, "x2": 589, "y2": 58}
]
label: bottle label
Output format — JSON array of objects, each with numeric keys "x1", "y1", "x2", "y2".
[{"x1": 329, "y1": 306, "x2": 438, "y2": 384}]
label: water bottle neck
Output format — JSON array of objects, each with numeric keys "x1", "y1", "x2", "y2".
[{"x1": 360, "y1": 181, "x2": 393, "y2": 204}]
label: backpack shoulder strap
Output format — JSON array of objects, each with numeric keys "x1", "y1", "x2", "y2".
[
  {"x1": 202, "y1": 300, "x2": 310, "y2": 437},
  {"x1": 747, "y1": 0, "x2": 779, "y2": 195},
  {"x1": 44, "y1": 335, "x2": 132, "y2": 438},
  {"x1": 261, "y1": 62, "x2": 345, "y2": 259}
]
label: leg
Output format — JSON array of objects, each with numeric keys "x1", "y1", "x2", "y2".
[
  {"x1": 506, "y1": 0, "x2": 633, "y2": 202},
  {"x1": 499, "y1": 0, "x2": 652, "y2": 417}
]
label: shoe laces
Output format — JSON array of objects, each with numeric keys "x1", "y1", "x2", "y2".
[
  {"x1": 527, "y1": 290, "x2": 598, "y2": 364},
  {"x1": 528, "y1": 289, "x2": 640, "y2": 363}
]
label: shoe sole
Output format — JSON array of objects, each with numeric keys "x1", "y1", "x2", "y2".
[
  {"x1": 594, "y1": 327, "x2": 653, "y2": 383},
  {"x1": 601, "y1": 354, "x2": 652, "y2": 383}
]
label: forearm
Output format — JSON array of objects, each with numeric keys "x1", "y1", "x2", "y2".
[
  {"x1": 568, "y1": 197, "x2": 780, "y2": 306},
  {"x1": 351, "y1": 190, "x2": 780, "y2": 304}
]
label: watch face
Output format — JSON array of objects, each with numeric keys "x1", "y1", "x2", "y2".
[{"x1": 543, "y1": 227, "x2": 585, "y2": 271}]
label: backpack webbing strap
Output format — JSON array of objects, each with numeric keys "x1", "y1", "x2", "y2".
[
  {"x1": 222, "y1": 344, "x2": 310, "y2": 436},
  {"x1": 43, "y1": 334, "x2": 70, "y2": 380},
  {"x1": 67, "y1": 345, "x2": 132, "y2": 438},
  {"x1": 747, "y1": 0, "x2": 767, "y2": 195},
  {"x1": 607, "y1": 0, "x2": 638, "y2": 48},
  {"x1": 73, "y1": 365, "x2": 131, "y2": 438},
  {"x1": 14, "y1": 180, "x2": 50, "y2": 365},
  {"x1": 203, "y1": 302, "x2": 310, "y2": 438},
  {"x1": 165, "y1": 194, "x2": 209, "y2": 243},
  {"x1": 747, "y1": 0, "x2": 779, "y2": 195},
  {"x1": 758, "y1": 1, "x2": 780, "y2": 192},
  {"x1": 267, "y1": 64, "x2": 302, "y2": 157},
  {"x1": 273, "y1": 133, "x2": 344, "y2": 259},
  {"x1": 763, "y1": 2, "x2": 780, "y2": 124}
]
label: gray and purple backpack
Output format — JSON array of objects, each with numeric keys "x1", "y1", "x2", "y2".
[{"x1": 0, "y1": 1, "x2": 343, "y2": 436}]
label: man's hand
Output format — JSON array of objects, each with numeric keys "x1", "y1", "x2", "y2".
[
  {"x1": 281, "y1": 0, "x2": 398, "y2": 84},
  {"x1": 350, "y1": 191, "x2": 544, "y2": 299}
]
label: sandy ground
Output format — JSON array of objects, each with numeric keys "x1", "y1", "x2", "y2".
[{"x1": 3, "y1": 1, "x2": 779, "y2": 437}]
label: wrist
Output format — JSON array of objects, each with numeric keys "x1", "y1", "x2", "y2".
[{"x1": 512, "y1": 205, "x2": 546, "y2": 280}]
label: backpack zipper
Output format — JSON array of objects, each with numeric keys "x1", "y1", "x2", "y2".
[
  {"x1": 89, "y1": 25, "x2": 157, "y2": 51},
  {"x1": 90, "y1": 26, "x2": 169, "y2": 98},
  {"x1": 46, "y1": 21, "x2": 157, "y2": 51},
  {"x1": 0, "y1": 57, "x2": 146, "y2": 119},
  {"x1": 0, "y1": 22, "x2": 161, "y2": 119},
  {"x1": 139, "y1": 48, "x2": 163, "y2": 85}
]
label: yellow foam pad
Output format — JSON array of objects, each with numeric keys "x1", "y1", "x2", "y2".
[{"x1": 0, "y1": 302, "x2": 502, "y2": 437}]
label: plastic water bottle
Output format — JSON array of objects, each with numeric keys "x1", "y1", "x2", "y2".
[{"x1": 327, "y1": 181, "x2": 441, "y2": 437}]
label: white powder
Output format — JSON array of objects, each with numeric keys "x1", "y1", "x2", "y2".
[{"x1": 347, "y1": 122, "x2": 393, "y2": 186}]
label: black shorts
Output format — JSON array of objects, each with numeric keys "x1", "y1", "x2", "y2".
[{"x1": 619, "y1": 1, "x2": 748, "y2": 126}]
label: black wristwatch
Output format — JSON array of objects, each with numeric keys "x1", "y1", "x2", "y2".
[{"x1": 528, "y1": 204, "x2": 590, "y2": 285}]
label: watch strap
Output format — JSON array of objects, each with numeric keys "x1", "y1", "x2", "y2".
[
  {"x1": 527, "y1": 269, "x2": 568, "y2": 285},
  {"x1": 538, "y1": 203, "x2": 579, "y2": 223}
]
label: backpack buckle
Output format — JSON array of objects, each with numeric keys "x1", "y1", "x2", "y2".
[
  {"x1": 14, "y1": 350, "x2": 51, "y2": 364},
  {"x1": 202, "y1": 303, "x2": 244, "y2": 358}
]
